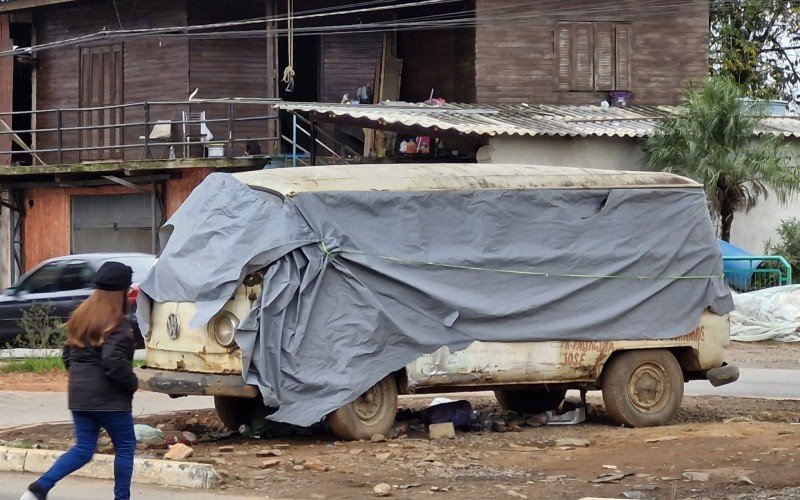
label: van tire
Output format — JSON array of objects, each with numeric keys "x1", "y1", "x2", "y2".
[
  {"x1": 214, "y1": 396, "x2": 256, "y2": 431},
  {"x1": 494, "y1": 387, "x2": 567, "y2": 414},
  {"x1": 602, "y1": 349, "x2": 684, "y2": 427},
  {"x1": 327, "y1": 374, "x2": 398, "y2": 441}
]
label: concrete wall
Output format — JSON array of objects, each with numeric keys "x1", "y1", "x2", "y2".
[
  {"x1": 482, "y1": 135, "x2": 647, "y2": 171},
  {"x1": 482, "y1": 135, "x2": 800, "y2": 255},
  {"x1": 727, "y1": 144, "x2": 800, "y2": 254}
]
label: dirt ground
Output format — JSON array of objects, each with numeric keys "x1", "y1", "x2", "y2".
[{"x1": 1, "y1": 394, "x2": 799, "y2": 500}]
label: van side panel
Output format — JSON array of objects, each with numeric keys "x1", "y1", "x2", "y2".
[{"x1": 406, "y1": 312, "x2": 729, "y2": 391}]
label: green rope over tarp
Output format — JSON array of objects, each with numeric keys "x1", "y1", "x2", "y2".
[{"x1": 319, "y1": 242, "x2": 723, "y2": 281}]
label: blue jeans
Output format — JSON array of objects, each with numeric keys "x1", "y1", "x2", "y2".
[{"x1": 35, "y1": 411, "x2": 135, "y2": 500}]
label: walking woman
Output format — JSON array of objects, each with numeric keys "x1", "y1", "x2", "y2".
[{"x1": 21, "y1": 262, "x2": 139, "y2": 500}]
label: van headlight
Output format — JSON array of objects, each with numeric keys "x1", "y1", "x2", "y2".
[{"x1": 209, "y1": 311, "x2": 239, "y2": 347}]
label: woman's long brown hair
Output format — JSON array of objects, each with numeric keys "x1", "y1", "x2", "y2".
[{"x1": 66, "y1": 289, "x2": 128, "y2": 348}]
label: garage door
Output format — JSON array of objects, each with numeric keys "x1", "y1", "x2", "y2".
[{"x1": 71, "y1": 193, "x2": 162, "y2": 254}]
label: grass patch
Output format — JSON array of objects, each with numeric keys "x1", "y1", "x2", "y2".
[
  {"x1": 0, "y1": 357, "x2": 64, "y2": 373},
  {"x1": 0, "y1": 358, "x2": 145, "y2": 373}
]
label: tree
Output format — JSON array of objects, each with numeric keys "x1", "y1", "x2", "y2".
[
  {"x1": 710, "y1": 0, "x2": 800, "y2": 102},
  {"x1": 644, "y1": 77, "x2": 800, "y2": 242}
]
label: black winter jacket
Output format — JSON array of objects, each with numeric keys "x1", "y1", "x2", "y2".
[{"x1": 62, "y1": 321, "x2": 138, "y2": 411}]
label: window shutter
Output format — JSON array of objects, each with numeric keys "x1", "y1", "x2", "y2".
[
  {"x1": 555, "y1": 23, "x2": 572, "y2": 90},
  {"x1": 570, "y1": 23, "x2": 594, "y2": 91},
  {"x1": 594, "y1": 22, "x2": 614, "y2": 91},
  {"x1": 615, "y1": 23, "x2": 632, "y2": 90}
]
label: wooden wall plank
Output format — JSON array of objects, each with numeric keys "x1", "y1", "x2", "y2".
[
  {"x1": 474, "y1": 0, "x2": 709, "y2": 105},
  {"x1": 34, "y1": 0, "x2": 189, "y2": 164},
  {"x1": 319, "y1": 33, "x2": 384, "y2": 103}
]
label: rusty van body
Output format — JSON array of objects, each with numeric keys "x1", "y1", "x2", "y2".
[{"x1": 135, "y1": 164, "x2": 738, "y2": 439}]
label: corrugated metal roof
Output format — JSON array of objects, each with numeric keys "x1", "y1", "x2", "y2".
[{"x1": 274, "y1": 102, "x2": 800, "y2": 139}]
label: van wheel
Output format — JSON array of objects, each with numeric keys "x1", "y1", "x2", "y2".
[
  {"x1": 494, "y1": 387, "x2": 567, "y2": 414},
  {"x1": 214, "y1": 396, "x2": 256, "y2": 430},
  {"x1": 602, "y1": 349, "x2": 684, "y2": 427},
  {"x1": 327, "y1": 374, "x2": 398, "y2": 441}
]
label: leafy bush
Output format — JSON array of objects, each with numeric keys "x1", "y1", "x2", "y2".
[
  {"x1": 764, "y1": 218, "x2": 800, "y2": 284},
  {"x1": 13, "y1": 302, "x2": 66, "y2": 350}
]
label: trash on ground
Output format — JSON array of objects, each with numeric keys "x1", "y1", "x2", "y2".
[
  {"x1": 590, "y1": 471, "x2": 634, "y2": 484},
  {"x1": 682, "y1": 471, "x2": 710, "y2": 482}
]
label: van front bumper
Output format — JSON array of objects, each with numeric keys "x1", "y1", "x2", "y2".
[{"x1": 134, "y1": 366, "x2": 259, "y2": 398}]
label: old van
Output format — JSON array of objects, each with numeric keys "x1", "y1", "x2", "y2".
[{"x1": 135, "y1": 164, "x2": 737, "y2": 440}]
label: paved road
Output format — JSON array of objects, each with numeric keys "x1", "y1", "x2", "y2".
[
  {"x1": 685, "y1": 367, "x2": 800, "y2": 399},
  {"x1": 0, "y1": 392, "x2": 212, "y2": 430},
  {"x1": 0, "y1": 472, "x2": 258, "y2": 499}
]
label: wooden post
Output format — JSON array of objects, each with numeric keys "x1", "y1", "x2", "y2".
[
  {"x1": 0, "y1": 15, "x2": 13, "y2": 167},
  {"x1": 265, "y1": 0, "x2": 279, "y2": 155}
]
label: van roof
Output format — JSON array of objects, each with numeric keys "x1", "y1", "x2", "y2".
[{"x1": 232, "y1": 163, "x2": 700, "y2": 197}]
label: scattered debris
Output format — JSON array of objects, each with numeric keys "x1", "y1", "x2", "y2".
[
  {"x1": 621, "y1": 492, "x2": 647, "y2": 499},
  {"x1": 304, "y1": 458, "x2": 330, "y2": 472},
  {"x1": 644, "y1": 436, "x2": 678, "y2": 443},
  {"x1": 603, "y1": 465, "x2": 618, "y2": 470},
  {"x1": 589, "y1": 471, "x2": 634, "y2": 484},
  {"x1": 505, "y1": 490, "x2": 528, "y2": 499},
  {"x1": 371, "y1": 434, "x2": 388, "y2": 443},
  {"x1": 546, "y1": 406, "x2": 586, "y2": 425},
  {"x1": 555, "y1": 438, "x2": 590, "y2": 448},
  {"x1": 375, "y1": 452, "x2": 392, "y2": 462},
  {"x1": 256, "y1": 449, "x2": 283, "y2": 457},
  {"x1": 398, "y1": 483, "x2": 422, "y2": 490},
  {"x1": 219, "y1": 445, "x2": 234, "y2": 453},
  {"x1": 163, "y1": 443, "x2": 194, "y2": 461},
  {"x1": 373, "y1": 483, "x2": 392, "y2": 497},
  {"x1": 429, "y1": 422, "x2": 456, "y2": 440},
  {"x1": 682, "y1": 471, "x2": 710, "y2": 482},
  {"x1": 723, "y1": 416, "x2": 753, "y2": 424},
  {"x1": 734, "y1": 475, "x2": 755, "y2": 485},
  {"x1": 261, "y1": 458, "x2": 282, "y2": 468}
]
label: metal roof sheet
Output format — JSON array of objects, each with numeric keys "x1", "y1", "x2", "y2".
[
  {"x1": 233, "y1": 163, "x2": 700, "y2": 197},
  {"x1": 274, "y1": 102, "x2": 800, "y2": 139}
]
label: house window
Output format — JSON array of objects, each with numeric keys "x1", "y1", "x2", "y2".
[{"x1": 555, "y1": 22, "x2": 631, "y2": 92}]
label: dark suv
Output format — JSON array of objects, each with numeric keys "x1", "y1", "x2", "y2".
[{"x1": 0, "y1": 253, "x2": 156, "y2": 346}]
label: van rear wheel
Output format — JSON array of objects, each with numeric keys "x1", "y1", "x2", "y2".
[
  {"x1": 494, "y1": 387, "x2": 567, "y2": 414},
  {"x1": 602, "y1": 349, "x2": 684, "y2": 427},
  {"x1": 327, "y1": 374, "x2": 398, "y2": 441}
]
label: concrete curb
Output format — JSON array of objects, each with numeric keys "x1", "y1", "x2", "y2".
[{"x1": 0, "y1": 446, "x2": 220, "y2": 489}]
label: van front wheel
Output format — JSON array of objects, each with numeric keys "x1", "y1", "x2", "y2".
[
  {"x1": 602, "y1": 349, "x2": 684, "y2": 427},
  {"x1": 327, "y1": 374, "x2": 398, "y2": 441}
]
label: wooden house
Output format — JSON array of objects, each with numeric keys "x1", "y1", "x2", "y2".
[{"x1": 0, "y1": 0, "x2": 710, "y2": 285}]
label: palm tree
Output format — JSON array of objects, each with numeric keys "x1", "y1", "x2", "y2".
[{"x1": 644, "y1": 77, "x2": 800, "y2": 242}]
